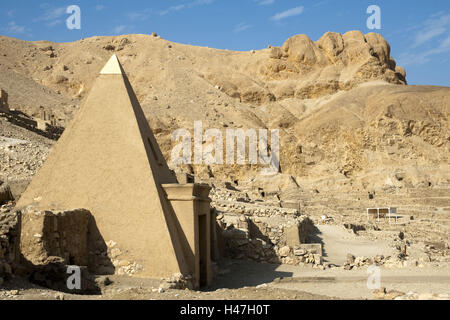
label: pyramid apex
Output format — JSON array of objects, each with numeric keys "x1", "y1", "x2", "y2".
[{"x1": 100, "y1": 54, "x2": 124, "y2": 75}]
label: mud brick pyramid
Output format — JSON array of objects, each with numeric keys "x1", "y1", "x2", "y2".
[{"x1": 17, "y1": 55, "x2": 212, "y2": 285}]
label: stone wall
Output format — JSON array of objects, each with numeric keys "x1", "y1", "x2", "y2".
[
  {"x1": 0, "y1": 204, "x2": 20, "y2": 286},
  {"x1": 0, "y1": 205, "x2": 105, "y2": 293},
  {"x1": 0, "y1": 206, "x2": 99, "y2": 292},
  {"x1": 20, "y1": 207, "x2": 90, "y2": 267},
  {"x1": 215, "y1": 209, "x2": 321, "y2": 266}
]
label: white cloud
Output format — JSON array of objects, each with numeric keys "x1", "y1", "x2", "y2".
[
  {"x1": 158, "y1": 0, "x2": 214, "y2": 16},
  {"x1": 441, "y1": 34, "x2": 450, "y2": 48},
  {"x1": 188, "y1": 0, "x2": 214, "y2": 7},
  {"x1": 127, "y1": 9, "x2": 152, "y2": 21},
  {"x1": 113, "y1": 25, "x2": 127, "y2": 34},
  {"x1": 270, "y1": 6, "x2": 304, "y2": 21},
  {"x1": 39, "y1": 7, "x2": 66, "y2": 21},
  {"x1": 34, "y1": 6, "x2": 67, "y2": 27},
  {"x1": 412, "y1": 13, "x2": 450, "y2": 48},
  {"x1": 257, "y1": 0, "x2": 275, "y2": 5},
  {"x1": 400, "y1": 35, "x2": 450, "y2": 65},
  {"x1": 46, "y1": 19, "x2": 63, "y2": 27},
  {"x1": 159, "y1": 5, "x2": 186, "y2": 16},
  {"x1": 313, "y1": 0, "x2": 329, "y2": 8},
  {"x1": 4, "y1": 21, "x2": 26, "y2": 34},
  {"x1": 234, "y1": 22, "x2": 252, "y2": 33},
  {"x1": 400, "y1": 12, "x2": 450, "y2": 65},
  {"x1": 95, "y1": 5, "x2": 106, "y2": 11}
]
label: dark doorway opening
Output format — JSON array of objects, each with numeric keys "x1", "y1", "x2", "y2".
[{"x1": 199, "y1": 214, "x2": 207, "y2": 287}]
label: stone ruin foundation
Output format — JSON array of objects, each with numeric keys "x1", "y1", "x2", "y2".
[
  {"x1": 0, "y1": 200, "x2": 322, "y2": 293},
  {"x1": 19, "y1": 207, "x2": 90, "y2": 267},
  {"x1": 0, "y1": 205, "x2": 98, "y2": 293},
  {"x1": 214, "y1": 206, "x2": 322, "y2": 267}
]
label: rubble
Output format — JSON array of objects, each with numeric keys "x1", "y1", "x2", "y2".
[
  {"x1": 216, "y1": 206, "x2": 320, "y2": 266},
  {"x1": 160, "y1": 273, "x2": 194, "y2": 290},
  {"x1": 373, "y1": 288, "x2": 450, "y2": 300}
]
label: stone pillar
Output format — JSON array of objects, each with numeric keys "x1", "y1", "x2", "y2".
[
  {"x1": 162, "y1": 183, "x2": 212, "y2": 288},
  {"x1": 0, "y1": 89, "x2": 8, "y2": 111},
  {"x1": 39, "y1": 106, "x2": 46, "y2": 121}
]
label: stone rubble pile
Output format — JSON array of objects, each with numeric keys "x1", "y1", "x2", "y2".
[
  {"x1": 216, "y1": 212, "x2": 320, "y2": 266},
  {"x1": 373, "y1": 287, "x2": 450, "y2": 300},
  {"x1": 208, "y1": 181, "x2": 323, "y2": 267},
  {"x1": 0, "y1": 141, "x2": 49, "y2": 180},
  {"x1": 210, "y1": 182, "x2": 298, "y2": 216},
  {"x1": 344, "y1": 253, "x2": 388, "y2": 270},
  {"x1": 102, "y1": 240, "x2": 144, "y2": 276},
  {"x1": 422, "y1": 241, "x2": 450, "y2": 263},
  {"x1": 286, "y1": 246, "x2": 324, "y2": 267},
  {"x1": 159, "y1": 273, "x2": 194, "y2": 291}
]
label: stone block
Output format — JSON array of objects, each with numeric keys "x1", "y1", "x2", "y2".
[{"x1": 298, "y1": 243, "x2": 323, "y2": 256}]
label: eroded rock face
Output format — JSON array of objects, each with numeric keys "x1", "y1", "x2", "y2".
[
  {"x1": 263, "y1": 30, "x2": 404, "y2": 87},
  {"x1": 282, "y1": 34, "x2": 329, "y2": 67},
  {"x1": 202, "y1": 31, "x2": 406, "y2": 108},
  {"x1": 317, "y1": 32, "x2": 345, "y2": 61}
]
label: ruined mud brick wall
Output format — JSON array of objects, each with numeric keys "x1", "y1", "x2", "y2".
[
  {"x1": 20, "y1": 207, "x2": 90, "y2": 267},
  {"x1": 0, "y1": 206, "x2": 99, "y2": 293},
  {"x1": 215, "y1": 204, "x2": 320, "y2": 266},
  {"x1": 0, "y1": 204, "x2": 20, "y2": 286}
]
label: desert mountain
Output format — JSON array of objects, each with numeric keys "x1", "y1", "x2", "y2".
[{"x1": 0, "y1": 31, "x2": 448, "y2": 193}]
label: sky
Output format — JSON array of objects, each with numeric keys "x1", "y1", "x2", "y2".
[{"x1": 1, "y1": 0, "x2": 449, "y2": 86}]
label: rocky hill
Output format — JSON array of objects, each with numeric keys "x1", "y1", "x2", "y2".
[{"x1": 0, "y1": 31, "x2": 448, "y2": 193}]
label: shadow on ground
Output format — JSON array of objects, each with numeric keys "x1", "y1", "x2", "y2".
[{"x1": 207, "y1": 259, "x2": 293, "y2": 290}]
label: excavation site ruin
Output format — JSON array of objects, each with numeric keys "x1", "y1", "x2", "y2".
[{"x1": 0, "y1": 28, "x2": 449, "y2": 301}]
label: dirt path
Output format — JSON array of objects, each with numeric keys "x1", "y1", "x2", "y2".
[{"x1": 313, "y1": 225, "x2": 395, "y2": 265}]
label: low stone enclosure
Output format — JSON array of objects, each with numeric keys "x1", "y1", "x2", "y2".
[
  {"x1": 214, "y1": 204, "x2": 322, "y2": 267},
  {"x1": 0, "y1": 201, "x2": 321, "y2": 293},
  {"x1": 0, "y1": 205, "x2": 98, "y2": 293}
]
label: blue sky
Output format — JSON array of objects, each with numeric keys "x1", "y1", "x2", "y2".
[{"x1": 1, "y1": 0, "x2": 449, "y2": 86}]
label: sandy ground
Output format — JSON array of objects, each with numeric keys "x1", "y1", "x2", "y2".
[
  {"x1": 0, "y1": 273, "x2": 333, "y2": 301},
  {"x1": 1, "y1": 259, "x2": 449, "y2": 300},
  {"x1": 313, "y1": 225, "x2": 395, "y2": 265},
  {"x1": 247, "y1": 261, "x2": 450, "y2": 300}
]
